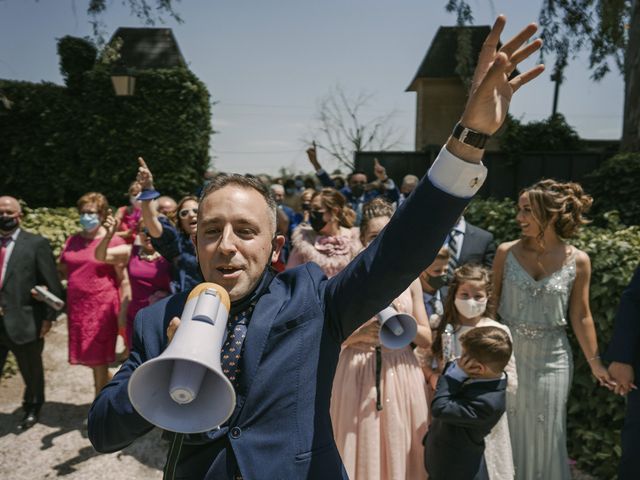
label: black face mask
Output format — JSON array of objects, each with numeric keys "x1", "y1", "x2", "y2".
[
  {"x1": 0, "y1": 216, "x2": 18, "y2": 232},
  {"x1": 350, "y1": 184, "x2": 365, "y2": 198},
  {"x1": 427, "y1": 274, "x2": 448, "y2": 290},
  {"x1": 309, "y1": 211, "x2": 327, "y2": 233}
]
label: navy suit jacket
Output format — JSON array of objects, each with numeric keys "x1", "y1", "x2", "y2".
[
  {"x1": 88, "y1": 175, "x2": 469, "y2": 479},
  {"x1": 458, "y1": 222, "x2": 496, "y2": 269},
  {"x1": 425, "y1": 362, "x2": 507, "y2": 480},
  {"x1": 605, "y1": 265, "x2": 640, "y2": 381}
]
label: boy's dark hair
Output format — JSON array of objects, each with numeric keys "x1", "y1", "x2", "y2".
[{"x1": 460, "y1": 326, "x2": 512, "y2": 373}]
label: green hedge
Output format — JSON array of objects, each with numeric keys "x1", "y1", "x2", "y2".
[
  {"x1": 584, "y1": 152, "x2": 640, "y2": 227},
  {"x1": 1, "y1": 36, "x2": 212, "y2": 207},
  {"x1": 466, "y1": 198, "x2": 637, "y2": 479}
]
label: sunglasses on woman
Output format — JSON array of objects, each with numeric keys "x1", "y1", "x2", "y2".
[{"x1": 178, "y1": 208, "x2": 198, "y2": 218}]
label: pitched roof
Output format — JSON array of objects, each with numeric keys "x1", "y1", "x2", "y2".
[
  {"x1": 406, "y1": 25, "x2": 491, "y2": 91},
  {"x1": 108, "y1": 27, "x2": 186, "y2": 69}
]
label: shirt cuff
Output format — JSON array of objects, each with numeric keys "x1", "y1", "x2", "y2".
[
  {"x1": 315, "y1": 168, "x2": 326, "y2": 176},
  {"x1": 383, "y1": 178, "x2": 396, "y2": 190},
  {"x1": 446, "y1": 362, "x2": 470, "y2": 383},
  {"x1": 427, "y1": 146, "x2": 487, "y2": 198}
]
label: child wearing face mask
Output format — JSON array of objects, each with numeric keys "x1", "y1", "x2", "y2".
[{"x1": 431, "y1": 264, "x2": 517, "y2": 480}]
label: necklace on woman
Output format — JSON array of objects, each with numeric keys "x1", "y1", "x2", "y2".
[{"x1": 138, "y1": 249, "x2": 161, "y2": 262}]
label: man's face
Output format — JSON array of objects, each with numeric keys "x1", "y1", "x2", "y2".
[
  {"x1": 271, "y1": 186, "x2": 284, "y2": 204},
  {"x1": 349, "y1": 173, "x2": 367, "y2": 189},
  {"x1": 0, "y1": 197, "x2": 22, "y2": 233},
  {"x1": 196, "y1": 185, "x2": 284, "y2": 302}
]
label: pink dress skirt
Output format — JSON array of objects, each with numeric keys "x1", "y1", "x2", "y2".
[{"x1": 330, "y1": 288, "x2": 429, "y2": 480}]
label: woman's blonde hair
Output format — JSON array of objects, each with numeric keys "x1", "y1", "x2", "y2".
[
  {"x1": 522, "y1": 179, "x2": 592, "y2": 243},
  {"x1": 312, "y1": 188, "x2": 356, "y2": 228},
  {"x1": 360, "y1": 197, "x2": 395, "y2": 243}
]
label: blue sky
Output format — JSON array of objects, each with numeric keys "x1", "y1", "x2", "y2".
[{"x1": 0, "y1": 0, "x2": 624, "y2": 175}]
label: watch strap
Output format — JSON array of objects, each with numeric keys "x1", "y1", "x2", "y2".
[{"x1": 452, "y1": 122, "x2": 489, "y2": 149}]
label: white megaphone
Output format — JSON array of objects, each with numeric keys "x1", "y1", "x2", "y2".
[
  {"x1": 128, "y1": 283, "x2": 236, "y2": 433},
  {"x1": 377, "y1": 306, "x2": 418, "y2": 350}
]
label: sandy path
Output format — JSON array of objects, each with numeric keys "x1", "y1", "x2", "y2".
[{"x1": 0, "y1": 316, "x2": 165, "y2": 479}]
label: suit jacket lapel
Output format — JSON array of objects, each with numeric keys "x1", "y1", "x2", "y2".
[
  {"x1": 229, "y1": 286, "x2": 284, "y2": 424},
  {"x1": 3, "y1": 230, "x2": 27, "y2": 287}
]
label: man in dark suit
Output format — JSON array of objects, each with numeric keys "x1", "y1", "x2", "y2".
[
  {"x1": 606, "y1": 265, "x2": 640, "y2": 479},
  {"x1": 88, "y1": 17, "x2": 544, "y2": 479},
  {"x1": 424, "y1": 326, "x2": 512, "y2": 480},
  {"x1": 446, "y1": 215, "x2": 496, "y2": 278},
  {"x1": 0, "y1": 196, "x2": 64, "y2": 431}
]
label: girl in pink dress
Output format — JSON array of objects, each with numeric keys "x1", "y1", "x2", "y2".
[
  {"x1": 95, "y1": 216, "x2": 171, "y2": 349},
  {"x1": 330, "y1": 198, "x2": 431, "y2": 480},
  {"x1": 59, "y1": 193, "x2": 126, "y2": 396}
]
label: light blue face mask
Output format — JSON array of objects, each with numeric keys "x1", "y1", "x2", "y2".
[{"x1": 79, "y1": 213, "x2": 100, "y2": 231}]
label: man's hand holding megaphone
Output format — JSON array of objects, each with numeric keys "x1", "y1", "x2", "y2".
[{"x1": 128, "y1": 283, "x2": 237, "y2": 434}]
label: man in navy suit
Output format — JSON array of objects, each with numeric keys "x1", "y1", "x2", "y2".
[
  {"x1": 424, "y1": 326, "x2": 512, "y2": 480},
  {"x1": 606, "y1": 265, "x2": 640, "y2": 479},
  {"x1": 88, "y1": 16, "x2": 544, "y2": 479}
]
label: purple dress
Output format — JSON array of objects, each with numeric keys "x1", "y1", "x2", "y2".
[{"x1": 125, "y1": 246, "x2": 171, "y2": 348}]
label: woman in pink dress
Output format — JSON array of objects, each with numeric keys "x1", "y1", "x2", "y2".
[
  {"x1": 59, "y1": 193, "x2": 126, "y2": 397},
  {"x1": 285, "y1": 188, "x2": 360, "y2": 276},
  {"x1": 95, "y1": 215, "x2": 171, "y2": 349},
  {"x1": 330, "y1": 198, "x2": 431, "y2": 480}
]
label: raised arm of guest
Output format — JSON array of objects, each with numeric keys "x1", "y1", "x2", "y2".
[
  {"x1": 136, "y1": 157, "x2": 163, "y2": 239},
  {"x1": 307, "y1": 142, "x2": 336, "y2": 188}
]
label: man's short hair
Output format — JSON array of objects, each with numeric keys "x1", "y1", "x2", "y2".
[
  {"x1": 402, "y1": 174, "x2": 419, "y2": 187},
  {"x1": 460, "y1": 326, "x2": 512, "y2": 373},
  {"x1": 347, "y1": 171, "x2": 368, "y2": 183},
  {"x1": 200, "y1": 174, "x2": 278, "y2": 233}
]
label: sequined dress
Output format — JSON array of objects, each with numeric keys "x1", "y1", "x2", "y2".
[{"x1": 498, "y1": 250, "x2": 576, "y2": 480}]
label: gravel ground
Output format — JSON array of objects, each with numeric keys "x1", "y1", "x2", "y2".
[{"x1": 0, "y1": 316, "x2": 165, "y2": 480}]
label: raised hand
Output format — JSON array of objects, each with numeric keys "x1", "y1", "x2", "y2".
[
  {"x1": 460, "y1": 15, "x2": 545, "y2": 136},
  {"x1": 306, "y1": 141, "x2": 321, "y2": 171},
  {"x1": 136, "y1": 157, "x2": 154, "y2": 190},
  {"x1": 102, "y1": 209, "x2": 118, "y2": 238},
  {"x1": 373, "y1": 158, "x2": 387, "y2": 181}
]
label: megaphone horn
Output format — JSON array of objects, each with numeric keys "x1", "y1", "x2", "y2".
[
  {"x1": 377, "y1": 306, "x2": 418, "y2": 350},
  {"x1": 128, "y1": 283, "x2": 236, "y2": 433}
]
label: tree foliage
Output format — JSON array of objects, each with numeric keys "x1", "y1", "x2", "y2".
[
  {"x1": 498, "y1": 113, "x2": 583, "y2": 158},
  {"x1": 308, "y1": 85, "x2": 402, "y2": 171},
  {"x1": 584, "y1": 152, "x2": 640, "y2": 227},
  {"x1": 86, "y1": 0, "x2": 183, "y2": 43},
  {"x1": 0, "y1": 36, "x2": 211, "y2": 207}
]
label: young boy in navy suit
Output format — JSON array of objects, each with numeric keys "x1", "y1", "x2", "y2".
[{"x1": 424, "y1": 326, "x2": 512, "y2": 480}]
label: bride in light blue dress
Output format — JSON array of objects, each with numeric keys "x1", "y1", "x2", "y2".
[{"x1": 492, "y1": 179, "x2": 614, "y2": 480}]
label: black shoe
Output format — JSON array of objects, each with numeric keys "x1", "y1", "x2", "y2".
[{"x1": 17, "y1": 411, "x2": 38, "y2": 431}]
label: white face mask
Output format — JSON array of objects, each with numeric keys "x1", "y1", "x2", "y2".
[{"x1": 454, "y1": 298, "x2": 488, "y2": 319}]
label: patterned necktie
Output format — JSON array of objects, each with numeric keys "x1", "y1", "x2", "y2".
[
  {"x1": 447, "y1": 229, "x2": 459, "y2": 278},
  {"x1": 220, "y1": 304, "x2": 255, "y2": 388}
]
